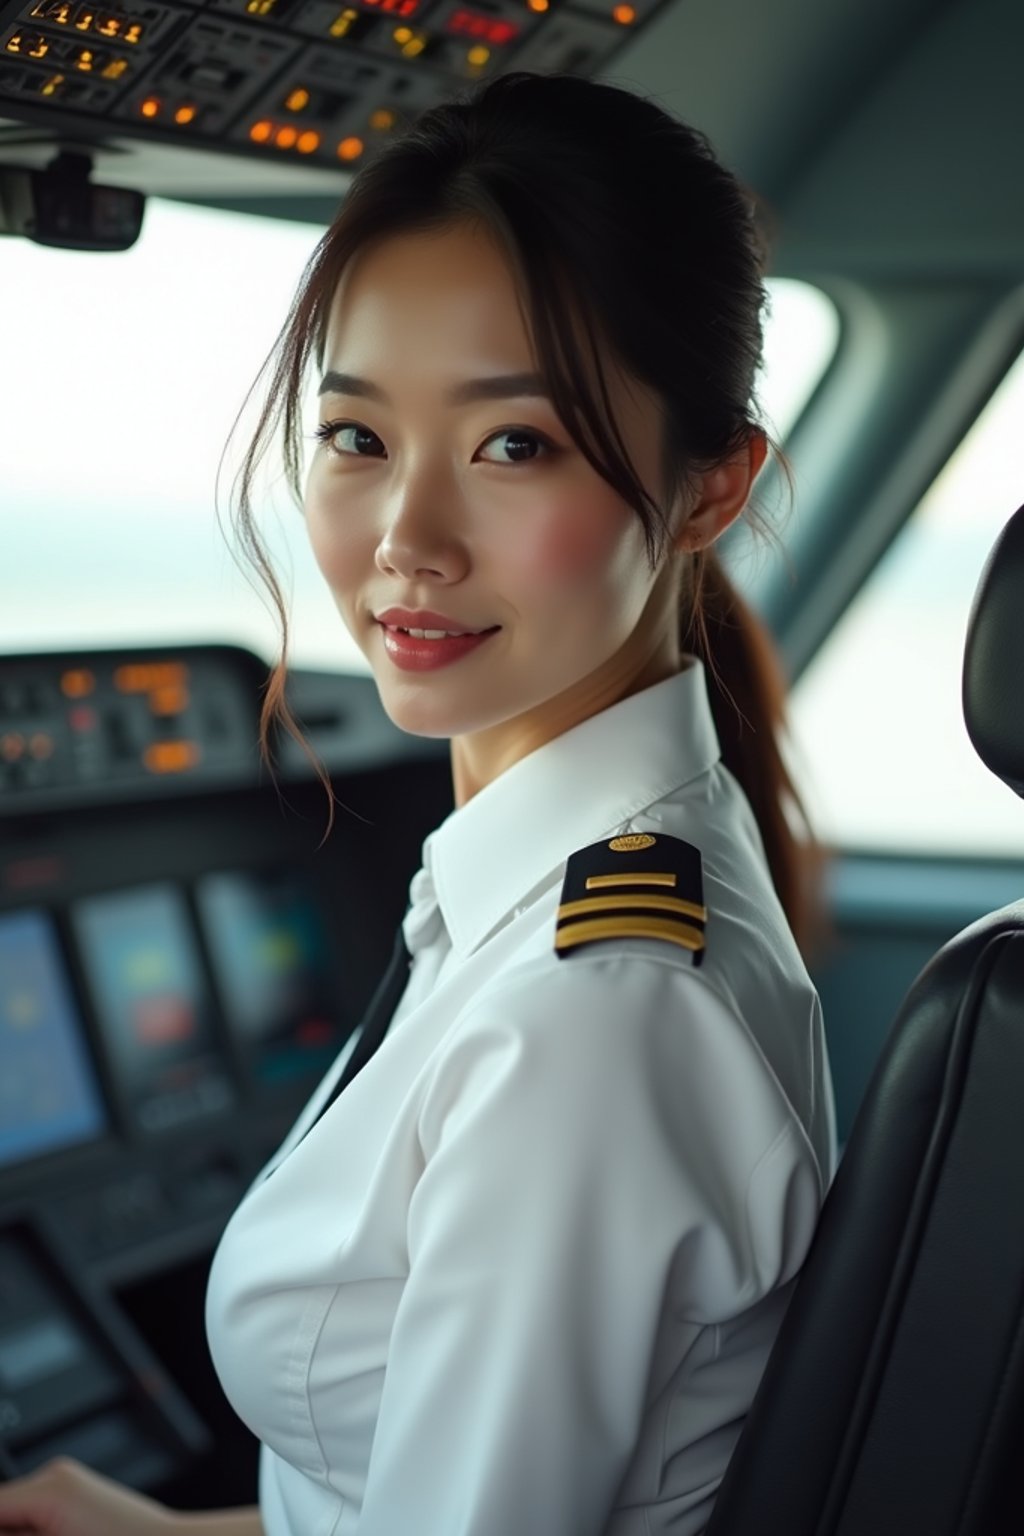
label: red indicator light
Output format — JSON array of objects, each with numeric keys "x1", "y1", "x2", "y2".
[
  {"x1": 447, "y1": 9, "x2": 519, "y2": 44},
  {"x1": 363, "y1": 0, "x2": 421, "y2": 14},
  {"x1": 69, "y1": 705, "x2": 98, "y2": 732}
]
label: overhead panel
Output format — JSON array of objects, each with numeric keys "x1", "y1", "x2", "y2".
[{"x1": 0, "y1": 0, "x2": 668, "y2": 174}]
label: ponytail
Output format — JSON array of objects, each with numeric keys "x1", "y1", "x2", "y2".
[{"x1": 684, "y1": 548, "x2": 828, "y2": 962}]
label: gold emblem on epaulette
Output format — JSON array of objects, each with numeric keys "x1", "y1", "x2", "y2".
[{"x1": 555, "y1": 832, "x2": 707, "y2": 965}]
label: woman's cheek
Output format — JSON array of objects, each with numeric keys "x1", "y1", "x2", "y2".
[{"x1": 500, "y1": 496, "x2": 628, "y2": 593}]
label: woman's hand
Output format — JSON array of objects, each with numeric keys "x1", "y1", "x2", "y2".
[{"x1": 0, "y1": 1457, "x2": 178, "y2": 1536}]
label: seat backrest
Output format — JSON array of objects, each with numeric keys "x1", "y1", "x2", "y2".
[{"x1": 706, "y1": 502, "x2": 1024, "y2": 1536}]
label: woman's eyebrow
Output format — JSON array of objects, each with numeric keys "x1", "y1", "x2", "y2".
[{"x1": 317, "y1": 370, "x2": 550, "y2": 404}]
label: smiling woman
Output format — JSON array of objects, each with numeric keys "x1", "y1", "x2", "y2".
[{"x1": 0, "y1": 68, "x2": 837, "y2": 1536}]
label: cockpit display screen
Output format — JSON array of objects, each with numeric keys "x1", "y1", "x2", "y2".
[
  {"x1": 0, "y1": 910, "x2": 108, "y2": 1169},
  {"x1": 71, "y1": 884, "x2": 234, "y2": 1133},
  {"x1": 196, "y1": 870, "x2": 344, "y2": 1085}
]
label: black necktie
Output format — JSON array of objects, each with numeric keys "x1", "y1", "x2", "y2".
[{"x1": 311, "y1": 921, "x2": 412, "y2": 1122}]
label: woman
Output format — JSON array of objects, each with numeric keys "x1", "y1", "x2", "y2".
[{"x1": 0, "y1": 70, "x2": 835, "y2": 1536}]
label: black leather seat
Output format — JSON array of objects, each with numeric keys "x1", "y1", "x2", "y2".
[{"x1": 706, "y1": 503, "x2": 1024, "y2": 1536}]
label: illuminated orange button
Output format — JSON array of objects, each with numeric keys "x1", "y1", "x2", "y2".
[
  {"x1": 61, "y1": 668, "x2": 95, "y2": 697},
  {"x1": 284, "y1": 87, "x2": 309, "y2": 112},
  {"x1": 467, "y1": 44, "x2": 489, "y2": 65},
  {"x1": 612, "y1": 2, "x2": 635, "y2": 18},
  {"x1": 140, "y1": 96, "x2": 159, "y2": 118},
  {"x1": 115, "y1": 663, "x2": 186, "y2": 692},
  {"x1": 1, "y1": 734, "x2": 25, "y2": 762},
  {"x1": 369, "y1": 108, "x2": 395, "y2": 131},
  {"x1": 143, "y1": 741, "x2": 200, "y2": 774},
  {"x1": 174, "y1": 104, "x2": 197, "y2": 125},
  {"x1": 275, "y1": 125, "x2": 298, "y2": 149},
  {"x1": 296, "y1": 130, "x2": 320, "y2": 154},
  {"x1": 250, "y1": 119, "x2": 273, "y2": 143},
  {"x1": 526, "y1": 0, "x2": 549, "y2": 11},
  {"x1": 150, "y1": 685, "x2": 190, "y2": 716},
  {"x1": 337, "y1": 136, "x2": 364, "y2": 161}
]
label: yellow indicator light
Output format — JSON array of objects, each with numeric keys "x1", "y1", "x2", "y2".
[
  {"x1": 75, "y1": 47, "x2": 94, "y2": 69},
  {"x1": 144, "y1": 741, "x2": 200, "y2": 774},
  {"x1": 150, "y1": 685, "x2": 189, "y2": 715},
  {"x1": 275, "y1": 124, "x2": 298, "y2": 149},
  {"x1": 399, "y1": 32, "x2": 426, "y2": 56},
  {"x1": 246, "y1": 0, "x2": 276, "y2": 12},
  {"x1": 140, "y1": 96, "x2": 160, "y2": 118},
  {"x1": 526, "y1": 0, "x2": 549, "y2": 11},
  {"x1": 369, "y1": 107, "x2": 395, "y2": 131},
  {"x1": 61, "y1": 669, "x2": 96, "y2": 697},
  {"x1": 96, "y1": 14, "x2": 121, "y2": 37},
  {"x1": 115, "y1": 663, "x2": 187, "y2": 693},
  {"x1": 28, "y1": 35, "x2": 50, "y2": 58},
  {"x1": 101, "y1": 56, "x2": 127, "y2": 77},
  {"x1": 75, "y1": 9, "x2": 95, "y2": 30},
  {"x1": 250, "y1": 119, "x2": 273, "y2": 143},
  {"x1": 329, "y1": 6, "x2": 358, "y2": 36},
  {"x1": 5, "y1": 33, "x2": 23, "y2": 52},
  {"x1": 296, "y1": 130, "x2": 320, "y2": 154},
  {"x1": 392, "y1": 24, "x2": 412, "y2": 41},
  {"x1": 40, "y1": 71, "x2": 64, "y2": 94},
  {"x1": 124, "y1": 21, "x2": 142, "y2": 42},
  {"x1": 337, "y1": 136, "x2": 364, "y2": 161},
  {"x1": 284, "y1": 86, "x2": 309, "y2": 111},
  {"x1": 29, "y1": 733, "x2": 54, "y2": 760},
  {"x1": 612, "y1": 3, "x2": 636, "y2": 21},
  {"x1": 174, "y1": 104, "x2": 197, "y2": 125},
  {"x1": 466, "y1": 44, "x2": 489, "y2": 65}
]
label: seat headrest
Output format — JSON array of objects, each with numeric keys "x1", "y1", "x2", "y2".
[{"x1": 963, "y1": 502, "x2": 1024, "y2": 799}]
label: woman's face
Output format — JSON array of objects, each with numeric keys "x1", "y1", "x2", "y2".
[{"x1": 304, "y1": 220, "x2": 687, "y2": 781}]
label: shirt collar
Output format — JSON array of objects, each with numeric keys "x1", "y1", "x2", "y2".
[{"x1": 423, "y1": 659, "x2": 721, "y2": 958}]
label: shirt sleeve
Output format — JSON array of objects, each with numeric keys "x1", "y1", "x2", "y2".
[{"x1": 355, "y1": 948, "x2": 822, "y2": 1536}]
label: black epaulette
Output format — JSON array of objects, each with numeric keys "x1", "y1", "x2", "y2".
[{"x1": 554, "y1": 832, "x2": 706, "y2": 966}]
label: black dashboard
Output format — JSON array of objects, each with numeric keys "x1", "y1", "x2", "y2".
[{"x1": 0, "y1": 643, "x2": 452, "y2": 1504}]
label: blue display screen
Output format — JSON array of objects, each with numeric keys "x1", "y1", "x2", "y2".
[
  {"x1": 196, "y1": 870, "x2": 343, "y2": 1084},
  {"x1": 71, "y1": 884, "x2": 235, "y2": 1132},
  {"x1": 0, "y1": 910, "x2": 108, "y2": 1168}
]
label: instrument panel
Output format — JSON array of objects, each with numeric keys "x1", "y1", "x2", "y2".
[{"x1": 0, "y1": 0, "x2": 670, "y2": 178}]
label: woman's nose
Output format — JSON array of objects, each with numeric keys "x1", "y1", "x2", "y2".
[{"x1": 374, "y1": 479, "x2": 469, "y2": 584}]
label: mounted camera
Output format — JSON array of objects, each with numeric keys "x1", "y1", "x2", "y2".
[{"x1": 0, "y1": 148, "x2": 144, "y2": 250}]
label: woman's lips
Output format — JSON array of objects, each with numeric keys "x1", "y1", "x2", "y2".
[{"x1": 377, "y1": 622, "x2": 500, "y2": 672}]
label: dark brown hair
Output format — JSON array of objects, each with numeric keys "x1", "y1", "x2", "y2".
[{"x1": 230, "y1": 70, "x2": 826, "y2": 957}]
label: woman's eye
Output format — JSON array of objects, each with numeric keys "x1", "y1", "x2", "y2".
[
  {"x1": 477, "y1": 429, "x2": 550, "y2": 465},
  {"x1": 315, "y1": 421, "x2": 385, "y2": 458}
]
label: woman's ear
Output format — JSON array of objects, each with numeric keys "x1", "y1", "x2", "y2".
[{"x1": 673, "y1": 430, "x2": 768, "y2": 553}]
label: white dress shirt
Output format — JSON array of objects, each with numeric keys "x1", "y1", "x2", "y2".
[{"x1": 205, "y1": 659, "x2": 836, "y2": 1536}]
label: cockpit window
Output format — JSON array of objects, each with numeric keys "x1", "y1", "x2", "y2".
[
  {"x1": 1, "y1": 199, "x2": 838, "y2": 672},
  {"x1": 789, "y1": 342, "x2": 1024, "y2": 855}
]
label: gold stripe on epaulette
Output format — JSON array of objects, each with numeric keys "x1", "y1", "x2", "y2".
[
  {"x1": 586, "y1": 872, "x2": 677, "y2": 890},
  {"x1": 558, "y1": 894, "x2": 707, "y2": 922},
  {"x1": 555, "y1": 915, "x2": 706, "y2": 953}
]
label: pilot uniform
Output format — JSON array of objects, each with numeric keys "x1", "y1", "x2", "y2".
[{"x1": 205, "y1": 658, "x2": 837, "y2": 1536}]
